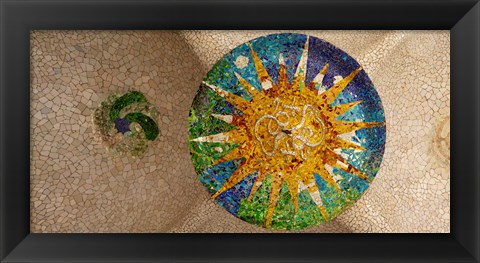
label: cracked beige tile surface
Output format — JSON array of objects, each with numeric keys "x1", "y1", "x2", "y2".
[{"x1": 30, "y1": 30, "x2": 449, "y2": 233}]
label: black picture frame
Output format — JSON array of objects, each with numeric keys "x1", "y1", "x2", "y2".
[{"x1": 1, "y1": 0, "x2": 479, "y2": 262}]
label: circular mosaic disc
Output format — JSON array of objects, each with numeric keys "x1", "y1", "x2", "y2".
[{"x1": 188, "y1": 33, "x2": 386, "y2": 230}]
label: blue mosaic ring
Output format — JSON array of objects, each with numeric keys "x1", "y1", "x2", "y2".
[{"x1": 188, "y1": 33, "x2": 386, "y2": 230}]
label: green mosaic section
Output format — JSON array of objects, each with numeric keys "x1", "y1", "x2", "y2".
[
  {"x1": 237, "y1": 175, "x2": 329, "y2": 230},
  {"x1": 109, "y1": 90, "x2": 148, "y2": 121},
  {"x1": 188, "y1": 84, "x2": 239, "y2": 140},
  {"x1": 93, "y1": 90, "x2": 160, "y2": 157},
  {"x1": 189, "y1": 141, "x2": 240, "y2": 174},
  {"x1": 124, "y1": 112, "x2": 159, "y2": 141}
]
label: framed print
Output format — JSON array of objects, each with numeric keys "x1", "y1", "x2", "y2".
[{"x1": 1, "y1": 0, "x2": 479, "y2": 262}]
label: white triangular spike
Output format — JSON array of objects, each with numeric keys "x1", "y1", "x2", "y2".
[
  {"x1": 191, "y1": 132, "x2": 231, "y2": 143},
  {"x1": 234, "y1": 72, "x2": 259, "y2": 92},
  {"x1": 309, "y1": 187, "x2": 324, "y2": 207},
  {"x1": 337, "y1": 131, "x2": 357, "y2": 141},
  {"x1": 312, "y1": 71, "x2": 326, "y2": 87},
  {"x1": 317, "y1": 85, "x2": 327, "y2": 95},
  {"x1": 333, "y1": 75, "x2": 343, "y2": 84},
  {"x1": 325, "y1": 164, "x2": 344, "y2": 184},
  {"x1": 261, "y1": 79, "x2": 273, "y2": 90},
  {"x1": 337, "y1": 131, "x2": 366, "y2": 149},
  {"x1": 335, "y1": 159, "x2": 349, "y2": 169},
  {"x1": 298, "y1": 180, "x2": 308, "y2": 192},
  {"x1": 203, "y1": 81, "x2": 228, "y2": 97},
  {"x1": 293, "y1": 36, "x2": 309, "y2": 80},
  {"x1": 298, "y1": 179, "x2": 324, "y2": 206},
  {"x1": 335, "y1": 135, "x2": 364, "y2": 153},
  {"x1": 333, "y1": 148, "x2": 351, "y2": 160},
  {"x1": 211, "y1": 114, "x2": 234, "y2": 124},
  {"x1": 279, "y1": 53, "x2": 286, "y2": 66}
]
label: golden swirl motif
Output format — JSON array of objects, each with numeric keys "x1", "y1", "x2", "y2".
[{"x1": 254, "y1": 98, "x2": 325, "y2": 161}]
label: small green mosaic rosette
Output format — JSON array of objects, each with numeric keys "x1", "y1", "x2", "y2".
[{"x1": 93, "y1": 90, "x2": 160, "y2": 157}]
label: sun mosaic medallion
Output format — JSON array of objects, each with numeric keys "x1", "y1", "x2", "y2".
[
  {"x1": 188, "y1": 34, "x2": 386, "y2": 230},
  {"x1": 93, "y1": 90, "x2": 160, "y2": 157}
]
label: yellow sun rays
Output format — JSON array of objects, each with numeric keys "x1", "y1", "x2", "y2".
[{"x1": 191, "y1": 38, "x2": 385, "y2": 228}]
